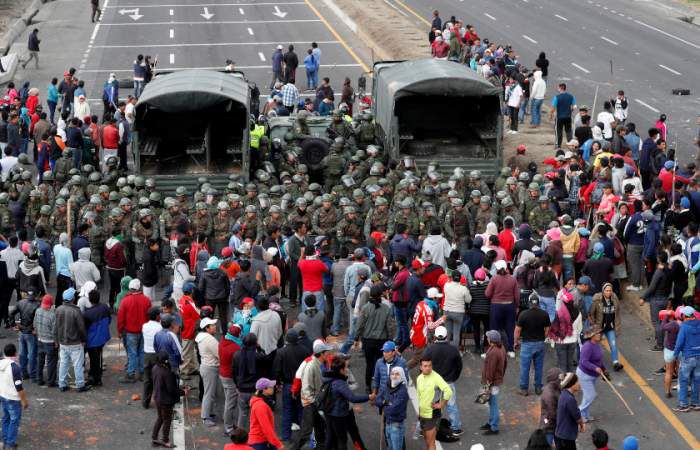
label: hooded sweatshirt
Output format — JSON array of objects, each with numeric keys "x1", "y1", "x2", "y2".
[
  {"x1": 673, "y1": 319, "x2": 700, "y2": 360},
  {"x1": 250, "y1": 309, "x2": 283, "y2": 355},
  {"x1": 248, "y1": 395, "x2": 282, "y2": 448},
  {"x1": 18, "y1": 258, "x2": 46, "y2": 296},
  {"x1": 539, "y1": 367, "x2": 562, "y2": 433},
  {"x1": 297, "y1": 307, "x2": 326, "y2": 342},
  {"x1": 114, "y1": 276, "x2": 132, "y2": 311},
  {"x1": 70, "y1": 247, "x2": 101, "y2": 289},
  {"x1": 530, "y1": 70, "x2": 546, "y2": 100},
  {"x1": 250, "y1": 245, "x2": 271, "y2": 282},
  {"x1": 559, "y1": 225, "x2": 580, "y2": 257},
  {"x1": 421, "y1": 234, "x2": 452, "y2": 269}
]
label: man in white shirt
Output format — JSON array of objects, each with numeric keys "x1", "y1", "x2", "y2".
[
  {"x1": 0, "y1": 147, "x2": 17, "y2": 182},
  {"x1": 124, "y1": 96, "x2": 136, "y2": 126},
  {"x1": 613, "y1": 90, "x2": 629, "y2": 124},
  {"x1": 1, "y1": 236, "x2": 25, "y2": 302},
  {"x1": 506, "y1": 75, "x2": 524, "y2": 134},
  {"x1": 141, "y1": 306, "x2": 162, "y2": 409},
  {"x1": 596, "y1": 101, "x2": 616, "y2": 140}
]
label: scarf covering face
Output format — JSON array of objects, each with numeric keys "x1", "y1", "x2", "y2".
[{"x1": 390, "y1": 366, "x2": 407, "y2": 388}]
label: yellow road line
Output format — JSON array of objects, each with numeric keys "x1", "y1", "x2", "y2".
[
  {"x1": 604, "y1": 342, "x2": 700, "y2": 449},
  {"x1": 304, "y1": 0, "x2": 370, "y2": 73},
  {"x1": 393, "y1": 0, "x2": 431, "y2": 27}
]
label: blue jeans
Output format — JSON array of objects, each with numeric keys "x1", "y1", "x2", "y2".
[
  {"x1": 306, "y1": 68, "x2": 318, "y2": 90},
  {"x1": 488, "y1": 389, "x2": 499, "y2": 431},
  {"x1": 576, "y1": 368, "x2": 597, "y2": 420},
  {"x1": 678, "y1": 356, "x2": 700, "y2": 408},
  {"x1": 1, "y1": 397, "x2": 22, "y2": 447},
  {"x1": 519, "y1": 341, "x2": 545, "y2": 390},
  {"x1": 602, "y1": 330, "x2": 619, "y2": 363},
  {"x1": 301, "y1": 291, "x2": 325, "y2": 314},
  {"x1": 562, "y1": 257, "x2": 574, "y2": 284},
  {"x1": 134, "y1": 80, "x2": 144, "y2": 98},
  {"x1": 539, "y1": 296, "x2": 556, "y2": 323},
  {"x1": 18, "y1": 333, "x2": 37, "y2": 380},
  {"x1": 518, "y1": 97, "x2": 530, "y2": 122},
  {"x1": 340, "y1": 316, "x2": 358, "y2": 353},
  {"x1": 384, "y1": 421, "x2": 405, "y2": 450},
  {"x1": 58, "y1": 344, "x2": 85, "y2": 388},
  {"x1": 281, "y1": 383, "x2": 302, "y2": 441},
  {"x1": 331, "y1": 297, "x2": 345, "y2": 335},
  {"x1": 446, "y1": 383, "x2": 462, "y2": 431},
  {"x1": 393, "y1": 305, "x2": 409, "y2": 351},
  {"x1": 125, "y1": 332, "x2": 144, "y2": 376},
  {"x1": 530, "y1": 98, "x2": 544, "y2": 125},
  {"x1": 47, "y1": 100, "x2": 57, "y2": 123}
]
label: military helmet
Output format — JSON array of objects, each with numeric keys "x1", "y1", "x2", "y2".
[
  {"x1": 149, "y1": 192, "x2": 161, "y2": 202},
  {"x1": 68, "y1": 174, "x2": 81, "y2": 184},
  {"x1": 0, "y1": 193, "x2": 10, "y2": 204},
  {"x1": 312, "y1": 197, "x2": 322, "y2": 208},
  {"x1": 40, "y1": 205, "x2": 51, "y2": 215},
  {"x1": 82, "y1": 164, "x2": 95, "y2": 174},
  {"x1": 228, "y1": 193, "x2": 241, "y2": 203},
  {"x1": 116, "y1": 177, "x2": 127, "y2": 189},
  {"x1": 532, "y1": 174, "x2": 544, "y2": 184},
  {"x1": 98, "y1": 185, "x2": 110, "y2": 194},
  {"x1": 302, "y1": 192, "x2": 314, "y2": 203},
  {"x1": 175, "y1": 186, "x2": 187, "y2": 196},
  {"x1": 352, "y1": 189, "x2": 364, "y2": 199},
  {"x1": 200, "y1": 183, "x2": 212, "y2": 194},
  {"x1": 196, "y1": 202, "x2": 208, "y2": 211},
  {"x1": 64, "y1": 148, "x2": 74, "y2": 157},
  {"x1": 501, "y1": 197, "x2": 514, "y2": 207},
  {"x1": 528, "y1": 182, "x2": 540, "y2": 191},
  {"x1": 126, "y1": 174, "x2": 135, "y2": 185},
  {"x1": 89, "y1": 194, "x2": 101, "y2": 205},
  {"x1": 227, "y1": 182, "x2": 238, "y2": 191},
  {"x1": 321, "y1": 194, "x2": 332, "y2": 202},
  {"x1": 206, "y1": 188, "x2": 218, "y2": 197},
  {"x1": 89, "y1": 172, "x2": 101, "y2": 182},
  {"x1": 110, "y1": 207, "x2": 124, "y2": 218},
  {"x1": 538, "y1": 195, "x2": 549, "y2": 202},
  {"x1": 109, "y1": 191, "x2": 120, "y2": 202},
  {"x1": 58, "y1": 188, "x2": 70, "y2": 198},
  {"x1": 349, "y1": 156, "x2": 360, "y2": 164},
  {"x1": 269, "y1": 205, "x2": 281, "y2": 214},
  {"x1": 355, "y1": 149, "x2": 366, "y2": 159},
  {"x1": 284, "y1": 132, "x2": 294, "y2": 142},
  {"x1": 469, "y1": 170, "x2": 482, "y2": 180},
  {"x1": 422, "y1": 202, "x2": 435, "y2": 210},
  {"x1": 121, "y1": 186, "x2": 133, "y2": 197},
  {"x1": 292, "y1": 174, "x2": 303, "y2": 183},
  {"x1": 29, "y1": 189, "x2": 41, "y2": 198},
  {"x1": 138, "y1": 208, "x2": 152, "y2": 219},
  {"x1": 164, "y1": 197, "x2": 176, "y2": 209},
  {"x1": 423, "y1": 186, "x2": 435, "y2": 196},
  {"x1": 228, "y1": 173, "x2": 241, "y2": 182},
  {"x1": 295, "y1": 198, "x2": 307, "y2": 208},
  {"x1": 437, "y1": 182, "x2": 450, "y2": 193},
  {"x1": 279, "y1": 171, "x2": 291, "y2": 180},
  {"x1": 500, "y1": 167, "x2": 511, "y2": 177},
  {"x1": 106, "y1": 156, "x2": 118, "y2": 167},
  {"x1": 451, "y1": 198, "x2": 464, "y2": 207},
  {"x1": 480, "y1": 195, "x2": 491, "y2": 205},
  {"x1": 119, "y1": 198, "x2": 132, "y2": 207},
  {"x1": 145, "y1": 178, "x2": 156, "y2": 189},
  {"x1": 369, "y1": 162, "x2": 383, "y2": 176},
  {"x1": 344, "y1": 206, "x2": 356, "y2": 214},
  {"x1": 217, "y1": 201, "x2": 229, "y2": 211},
  {"x1": 245, "y1": 205, "x2": 257, "y2": 213},
  {"x1": 256, "y1": 170, "x2": 270, "y2": 183},
  {"x1": 375, "y1": 197, "x2": 388, "y2": 207},
  {"x1": 470, "y1": 189, "x2": 482, "y2": 198},
  {"x1": 245, "y1": 183, "x2": 257, "y2": 192},
  {"x1": 269, "y1": 185, "x2": 282, "y2": 195},
  {"x1": 308, "y1": 183, "x2": 322, "y2": 193},
  {"x1": 398, "y1": 179, "x2": 409, "y2": 189},
  {"x1": 297, "y1": 164, "x2": 308, "y2": 174},
  {"x1": 42, "y1": 171, "x2": 53, "y2": 182},
  {"x1": 19, "y1": 171, "x2": 31, "y2": 181},
  {"x1": 17, "y1": 153, "x2": 29, "y2": 164},
  {"x1": 400, "y1": 198, "x2": 414, "y2": 209},
  {"x1": 447, "y1": 190, "x2": 459, "y2": 198},
  {"x1": 496, "y1": 191, "x2": 508, "y2": 201},
  {"x1": 55, "y1": 197, "x2": 66, "y2": 206},
  {"x1": 506, "y1": 177, "x2": 517, "y2": 186},
  {"x1": 197, "y1": 177, "x2": 207, "y2": 185},
  {"x1": 518, "y1": 172, "x2": 530, "y2": 182}
]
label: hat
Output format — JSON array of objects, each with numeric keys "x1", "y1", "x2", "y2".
[
  {"x1": 664, "y1": 160, "x2": 674, "y2": 170},
  {"x1": 228, "y1": 323, "x2": 242, "y2": 337},
  {"x1": 255, "y1": 377, "x2": 277, "y2": 390},
  {"x1": 622, "y1": 436, "x2": 639, "y2": 450},
  {"x1": 578, "y1": 276, "x2": 593, "y2": 287},
  {"x1": 593, "y1": 242, "x2": 605, "y2": 254},
  {"x1": 200, "y1": 317, "x2": 218, "y2": 328},
  {"x1": 494, "y1": 260, "x2": 507, "y2": 272},
  {"x1": 426, "y1": 287, "x2": 442, "y2": 298},
  {"x1": 411, "y1": 259, "x2": 423, "y2": 270},
  {"x1": 128, "y1": 278, "x2": 142, "y2": 290},
  {"x1": 485, "y1": 330, "x2": 501, "y2": 343},
  {"x1": 577, "y1": 227, "x2": 591, "y2": 236},
  {"x1": 560, "y1": 372, "x2": 578, "y2": 389},
  {"x1": 221, "y1": 247, "x2": 233, "y2": 258},
  {"x1": 546, "y1": 228, "x2": 561, "y2": 241},
  {"x1": 313, "y1": 339, "x2": 332, "y2": 354},
  {"x1": 382, "y1": 341, "x2": 397, "y2": 352},
  {"x1": 183, "y1": 281, "x2": 195, "y2": 294},
  {"x1": 474, "y1": 268, "x2": 487, "y2": 281},
  {"x1": 277, "y1": 44, "x2": 283, "y2": 49},
  {"x1": 682, "y1": 306, "x2": 697, "y2": 317},
  {"x1": 63, "y1": 287, "x2": 75, "y2": 301},
  {"x1": 516, "y1": 144, "x2": 526, "y2": 153},
  {"x1": 584, "y1": 325, "x2": 603, "y2": 339},
  {"x1": 681, "y1": 197, "x2": 690, "y2": 209},
  {"x1": 434, "y1": 326, "x2": 448, "y2": 340},
  {"x1": 41, "y1": 295, "x2": 53, "y2": 309}
]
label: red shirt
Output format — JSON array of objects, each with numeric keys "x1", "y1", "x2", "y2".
[
  {"x1": 101, "y1": 123, "x2": 119, "y2": 149},
  {"x1": 218, "y1": 338, "x2": 240, "y2": 379},
  {"x1": 224, "y1": 445, "x2": 254, "y2": 450},
  {"x1": 117, "y1": 293, "x2": 152, "y2": 334},
  {"x1": 297, "y1": 258, "x2": 328, "y2": 292},
  {"x1": 658, "y1": 168, "x2": 688, "y2": 192},
  {"x1": 497, "y1": 229, "x2": 516, "y2": 262},
  {"x1": 178, "y1": 295, "x2": 199, "y2": 340}
]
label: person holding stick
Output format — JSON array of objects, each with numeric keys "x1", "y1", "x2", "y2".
[{"x1": 576, "y1": 326, "x2": 608, "y2": 423}]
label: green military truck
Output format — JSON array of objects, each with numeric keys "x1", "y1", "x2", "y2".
[
  {"x1": 267, "y1": 114, "x2": 334, "y2": 180},
  {"x1": 372, "y1": 59, "x2": 503, "y2": 180}
]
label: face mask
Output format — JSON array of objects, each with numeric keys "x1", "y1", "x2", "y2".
[
  {"x1": 391, "y1": 378, "x2": 401, "y2": 388},
  {"x1": 241, "y1": 310, "x2": 251, "y2": 318}
]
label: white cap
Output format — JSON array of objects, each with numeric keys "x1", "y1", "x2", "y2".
[
  {"x1": 427, "y1": 287, "x2": 442, "y2": 299},
  {"x1": 200, "y1": 318, "x2": 218, "y2": 329},
  {"x1": 434, "y1": 326, "x2": 448, "y2": 339},
  {"x1": 277, "y1": 44, "x2": 283, "y2": 50},
  {"x1": 128, "y1": 279, "x2": 141, "y2": 290},
  {"x1": 470, "y1": 445, "x2": 485, "y2": 450},
  {"x1": 494, "y1": 260, "x2": 507, "y2": 272}
]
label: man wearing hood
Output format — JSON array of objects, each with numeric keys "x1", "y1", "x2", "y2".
[
  {"x1": 34, "y1": 295, "x2": 57, "y2": 386},
  {"x1": 273, "y1": 328, "x2": 310, "y2": 442},
  {"x1": 389, "y1": 223, "x2": 422, "y2": 264},
  {"x1": 198, "y1": 256, "x2": 230, "y2": 335},
  {"x1": 421, "y1": 226, "x2": 452, "y2": 270},
  {"x1": 539, "y1": 367, "x2": 563, "y2": 445},
  {"x1": 18, "y1": 253, "x2": 46, "y2": 298},
  {"x1": 558, "y1": 216, "x2": 580, "y2": 282},
  {"x1": 250, "y1": 297, "x2": 282, "y2": 375},
  {"x1": 70, "y1": 247, "x2": 100, "y2": 292},
  {"x1": 672, "y1": 306, "x2": 700, "y2": 412},
  {"x1": 297, "y1": 295, "x2": 326, "y2": 342},
  {"x1": 55, "y1": 287, "x2": 90, "y2": 392},
  {"x1": 1, "y1": 236, "x2": 24, "y2": 304}
]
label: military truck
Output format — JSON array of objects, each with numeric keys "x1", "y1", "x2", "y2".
[
  {"x1": 372, "y1": 59, "x2": 503, "y2": 180},
  {"x1": 131, "y1": 69, "x2": 250, "y2": 182},
  {"x1": 267, "y1": 114, "x2": 334, "y2": 181}
]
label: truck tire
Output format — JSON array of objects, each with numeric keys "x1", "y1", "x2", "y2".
[{"x1": 300, "y1": 138, "x2": 329, "y2": 170}]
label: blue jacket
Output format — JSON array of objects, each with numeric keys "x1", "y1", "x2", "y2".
[
  {"x1": 389, "y1": 234, "x2": 421, "y2": 263},
  {"x1": 371, "y1": 355, "x2": 407, "y2": 393},
  {"x1": 623, "y1": 212, "x2": 644, "y2": 246},
  {"x1": 375, "y1": 383, "x2": 409, "y2": 424},
  {"x1": 624, "y1": 133, "x2": 641, "y2": 161},
  {"x1": 154, "y1": 329, "x2": 182, "y2": 369},
  {"x1": 639, "y1": 138, "x2": 656, "y2": 172},
  {"x1": 271, "y1": 50, "x2": 283, "y2": 72},
  {"x1": 71, "y1": 234, "x2": 89, "y2": 261},
  {"x1": 643, "y1": 218, "x2": 660, "y2": 259},
  {"x1": 326, "y1": 373, "x2": 369, "y2": 417},
  {"x1": 83, "y1": 303, "x2": 111, "y2": 348},
  {"x1": 673, "y1": 319, "x2": 700, "y2": 360}
]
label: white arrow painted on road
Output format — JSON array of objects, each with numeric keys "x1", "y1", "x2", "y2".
[
  {"x1": 201, "y1": 7, "x2": 214, "y2": 20},
  {"x1": 118, "y1": 8, "x2": 143, "y2": 21},
  {"x1": 272, "y1": 6, "x2": 288, "y2": 18}
]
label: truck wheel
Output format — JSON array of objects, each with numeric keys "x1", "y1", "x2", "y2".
[{"x1": 300, "y1": 138, "x2": 329, "y2": 170}]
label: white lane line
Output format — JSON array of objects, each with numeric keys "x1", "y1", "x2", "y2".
[
  {"x1": 618, "y1": 13, "x2": 625, "y2": 17},
  {"x1": 99, "y1": 19, "x2": 320, "y2": 25},
  {"x1": 571, "y1": 62, "x2": 590, "y2": 73},
  {"x1": 93, "y1": 40, "x2": 340, "y2": 48},
  {"x1": 555, "y1": 14, "x2": 569, "y2": 21},
  {"x1": 79, "y1": 63, "x2": 361, "y2": 73},
  {"x1": 634, "y1": 19, "x2": 700, "y2": 49},
  {"x1": 169, "y1": 53, "x2": 175, "y2": 64},
  {"x1": 90, "y1": 23, "x2": 101, "y2": 41},
  {"x1": 383, "y1": 0, "x2": 408, "y2": 16},
  {"x1": 635, "y1": 98, "x2": 660, "y2": 113},
  {"x1": 484, "y1": 12, "x2": 497, "y2": 20},
  {"x1": 522, "y1": 34, "x2": 538, "y2": 44},
  {"x1": 611, "y1": 9, "x2": 616, "y2": 13},
  {"x1": 658, "y1": 64, "x2": 681, "y2": 75},
  {"x1": 105, "y1": 2, "x2": 305, "y2": 6},
  {"x1": 258, "y1": 52, "x2": 266, "y2": 62},
  {"x1": 600, "y1": 36, "x2": 618, "y2": 45},
  {"x1": 169, "y1": 8, "x2": 174, "y2": 15},
  {"x1": 239, "y1": 7, "x2": 245, "y2": 14},
  {"x1": 247, "y1": 27, "x2": 254, "y2": 35},
  {"x1": 169, "y1": 28, "x2": 174, "y2": 38}
]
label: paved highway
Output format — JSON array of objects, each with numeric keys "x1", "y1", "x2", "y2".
[{"x1": 393, "y1": 0, "x2": 700, "y2": 161}]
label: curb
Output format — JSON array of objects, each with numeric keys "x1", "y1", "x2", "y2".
[
  {"x1": 0, "y1": 53, "x2": 19, "y2": 85},
  {"x1": 21, "y1": 0, "x2": 42, "y2": 25},
  {"x1": 0, "y1": 18, "x2": 25, "y2": 56}
]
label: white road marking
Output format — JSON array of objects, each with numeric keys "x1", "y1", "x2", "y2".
[
  {"x1": 634, "y1": 19, "x2": 700, "y2": 49},
  {"x1": 239, "y1": 7, "x2": 245, "y2": 14},
  {"x1": 93, "y1": 40, "x2": 340, "y2": 48},
  {"x1": 611, "y1": 9, "x2": 616, "y2": 13},
  {"x1": 272, "y1": 5, "x2": 288, "y2": 18},
  {"x1": 555, "y1": 14, "x2": 568, "y2": 21},
  {"x1": 169, "y1": 28, "x2": 174, "y2": 38},
  {"x1": 98, "y1": 19, "x2": 320, "y2": 26},
  {"x1": 522, "y1": 34, "x2": 538, "y2": 44},
  {"x1": 169, "y1": 53, "x2": 175, "y2": 64},
  {"x1": 258, "y1": 52, "x2": 266, "y2": 61},
  {"x1": 484, "y1": 12, "x2": 497, "y2": 20},
  {"x1": 118, "y1": 7, "x2": 143, "y2": 20},
  {"x1": 105, "y1": 2, "x2": 304, "y2": 7},
  {"x1": 200, "y1": 6, "x2": 214, "y2": 19},
  {"x1": 79, "y1": 63, "x2": 361, "y2": 73},
  {"x1": 600, "y1": 36, "x2": 618, "y2": 45},
  {"x1": 571, "y1": 62, "x2": 590, "y2": 73},
  {"x1": 247, "y1": 27, "x2": 254, "y2": 35},
  {"x1": 618, "y1": 13, "x2": 625, "y2": 16},
  {"x1": 635, "y1": 98, "x2": 660, "y2": 113},
  {"x1": 658, "y1": 64, "x2": 681, "y2": 75},
  {"x1": 90, "y1": 23, "x2": 101, "y2": 41},
  {"x1": 382, "y1": 0, "x2": 408, "y2": 17},
  {"x1": 169, "y1": 8, "x2": 174, "y2": 15}
]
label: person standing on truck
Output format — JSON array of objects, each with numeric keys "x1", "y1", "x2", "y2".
[
  {"x1": 270, "y1": 45, "x2": 284, "y2": 90},
  {"x1": 283, "y1": 45, "x2": 299, "y2": 84}
]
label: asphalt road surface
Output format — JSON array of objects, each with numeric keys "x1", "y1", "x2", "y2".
[{"x1": 391, "y1": 0, "x2": 700, "y2": 162}]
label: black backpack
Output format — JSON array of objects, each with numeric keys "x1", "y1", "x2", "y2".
[{"x1": 314, "y1": 380, "x2": 334, "y2": 417}]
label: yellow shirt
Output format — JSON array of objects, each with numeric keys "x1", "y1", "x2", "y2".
[
  {"x1": 416, "y1": 370, "x2": 452, "y2": 419},
  {"x1": 250, "y1": 124, "x2": 265, "y2": 149}
]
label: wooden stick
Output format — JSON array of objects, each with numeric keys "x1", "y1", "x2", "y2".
[
  {"x1": 379, "y1": 410, "x2": 384, "y2": 450},
  {"x1": 601, "y1": 372, "x2": 634, "y2": 415},
  {"x1": 66, "y1": 199, "x2": 72, "y2": 246}
]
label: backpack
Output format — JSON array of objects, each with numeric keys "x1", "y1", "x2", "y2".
[{"x1": 314, "y1": 380, "x2": 334, "y2": 416}]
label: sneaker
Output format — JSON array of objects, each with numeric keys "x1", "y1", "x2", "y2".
[
  {"x1": 650, "y1": 345, "x2": 664, "y2": 352},
  {"x1": 291, "y1": 423, "x2": 300, "y2": 431},
  {"x1": 692, "y1": 405, "x2": 700, "y2": 411},
  {"x1": 77, "y1": 385, "x2": 92, "y2": 392},
  {"x1": 654, "y1": 367, "x2": 666, "y2": 375},
  {"x1": 613, "y1": 362, "x2": 624, "y2": 372},
  {"x1": 59, "y1": 386, "x2": 69, "y2": 392},
  {"x1": 535, "y1": 387, "x2": 543, "y2": 395},
  {"x1": 665, "y1": 392, "x2": 672, "y2": 398},
  {"x1": 480, "y1": 353, "x2": 487, "y2": 359},
  {"x1": 203, "y1": 418, "x2": 216, "y2": 427},
  {"x1": 507, "y1": 351, "x2": 516, "y2": 358},
  {"x1": 120, "y1": 374, "x2": 136, "y2": 384},
  {"x1": 673, "y1": 405, "x2": 690, "y2": 412},
  {"x1": 517, "y1": 389, "x2": 528, "y2": 396},
  {"x1": 451, "y1": 428, "x2": 464, "y2": 436},
  {"x1": 479, "y1": 423, "x2": 491, "y2": 431},
  {"x1": 482, "y1": 428, "x2": 499, "y2": 435}
]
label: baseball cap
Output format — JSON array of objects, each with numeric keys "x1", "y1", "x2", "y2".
[
  {"x1": 313, "y1": 339, "x2": 332, "y2": 354},
  {"x1": 426, "y1": 287, "x2": 442, "y2": 298},
  {"x1": 255, "y1": 377, "x2": 277, "y2": 390},
  {"x1": 63, "y1": 287, "x2": 75, "y2": 301},
  {"x1": 382, "y1": 341, "x2": 396, "y2": 352},
  {"x1": 221, "y1": 247, "x2": 233, "y2": 258},
  {"x1": 664, "y1": 160, "x2": 674, "y2": 170},
  {"x1": 682, "y1": 306, "x2": 697, "y2": 317},
  {"x1": 128, "y1": 278, "x2": 142, "y2": 290},
  {"x1": 200, "y1": 317, "x2": 218, "y2": 329},
  {"x1": 494, "y1": 260, "x2": 507, "y2": 272},
  {"x1": 411, "y1": 259, "x2": 423, "y2": 270},
  {"x1": 485, "y1": 330, "x2": 501, "y2": 343},
  {"x1": 516, "y1": 144, "x2": 526, "y2": 153},
  {"x1": 434, "y1": 326, "x2": 448, "y2": 340},
  {"x1": 41, "y1": 295, "x2": 53, "y2": 309}
]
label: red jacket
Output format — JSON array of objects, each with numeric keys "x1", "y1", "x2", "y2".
[
  {"x1": 248, "y1": 396, "x2": 282, "y2": 448},
  {"x1": 658, "y1": 169, "x2": 688, "y2": 192},
  {"x1": 104, "y1": 237, "x2": 127, "y2": 269},
  {"x1": 297, "y1": 258, "x2": 328, "y2": 292},
  {"x1": 391, "y1": 267, "x2": 411, "y2": 303},
  {"x1": 117, "y1": 292, "x2": 151, "y2": 334},
  {"x1": 218, "y1": 338, "x2": 240, "y2": 379},
  {"x1": 178, "y1": 295, "x2": 199, "y2": 340},
  {"x1": 498, "y1": 229, "x2": 516, "y2": 262},
  {"x1": 224, "y1": 444, "x2": 254, "y2": 450},
  {"x1": 420, "y1": 264, "x2": 444, "y2": 288},
  {"x1": 101, "y1": 123, "x2": 119, "y2": 149},
  {"x1": 26, "y1": 95, "x2": 39, "y2": 115}
]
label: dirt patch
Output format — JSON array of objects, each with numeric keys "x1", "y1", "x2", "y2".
[
  {"x1": 0, "y1": 0, "x2": 24, "y2": 34},
  {"x1": 503, "y1": 113, "x2": 556, "y2": 166}
]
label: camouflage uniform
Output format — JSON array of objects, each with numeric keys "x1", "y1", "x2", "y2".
[
  {"x1": 212, "y1": 203, "x2": 234, "y2": 256},
  {"x1": 363, "y1": 198, "x2": 390, "y2": 239},
  {"x1": 311, "y1": 199, "x2": 340, "y2": 237},
  {"x1": 444, "y1": 199, "x2": 472, "y2": 242},
  {"x1": 529, "y1": 197, "x2": 557, "y2": 236},
  {"x1": 237, "y1": 207, "x2": 263, "y2": 242},
  {"x1": 474, "y1": 198, "x2": 496, "y2": 235},
  {"x1": 190, "y1": 203, "x2": 213, "y2": 238},
  {"x1": 337, "y1": 207, "x2": 364, "y2": 253},
  {"x1": 132, "y1": 211, "x2": 158, "y2": 264}
]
